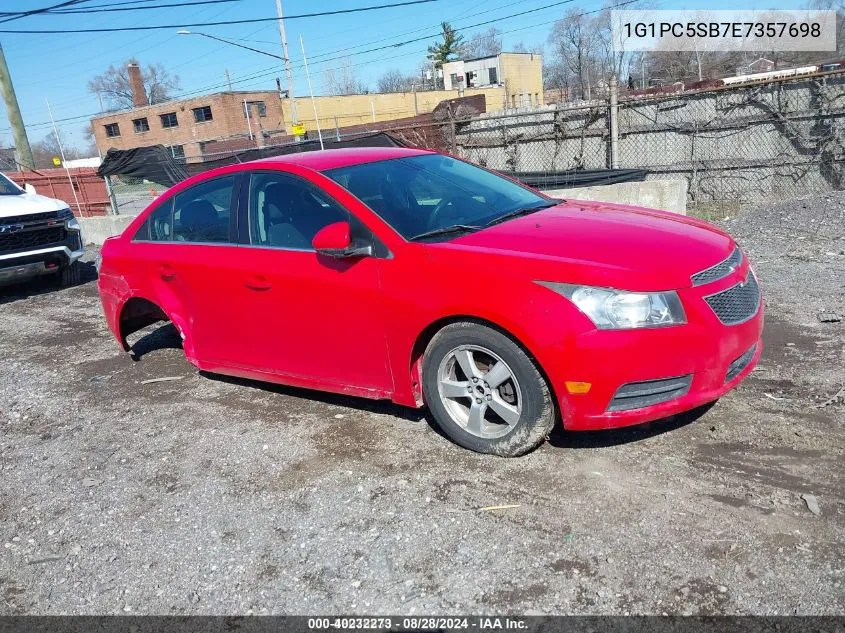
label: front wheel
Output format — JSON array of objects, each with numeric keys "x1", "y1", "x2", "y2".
[
  {"x1": 422, "y1": 322, "x2": 556, "y2": 456},
  {"x1": 58, "y1": 261, "x2": 81, "y2": 287}
]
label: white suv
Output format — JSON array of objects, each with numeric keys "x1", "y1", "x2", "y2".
[{"x1": 0, "y1": 172, "x2": 85, "y2": 287}]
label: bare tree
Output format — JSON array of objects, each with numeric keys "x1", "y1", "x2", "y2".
[
  {"x1": 544, "y1": 59, "x2": 571, "y2": 102},
  {"x1": 88, "y1": 58, "x2": 180, "y2": 111},
  {"x1": 512, "y1": 41, "x2": 544, "y2": 55},
  {"x1": 31, "y1": 130, "x2": 82, "y2": 169},
  {"x1": 377, "y1": 69, "x2": 417, "y2": 93},
  {"x1": 323, "y1": 58, "x2": 368, "y2": 95},
  {"x1": 461, "y1": 27, "x2": 502, "y2": 59},
  {"x1": 548, "y1": 9, "x2": 601, "y2": 100}
]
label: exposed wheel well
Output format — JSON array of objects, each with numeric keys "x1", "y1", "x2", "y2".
[
  {"x1": 118, "y1": 297, "x2": 169, "y2": 350},
  {"x1": 409, "y1": 316, "x2": 559, "y2": 412}
]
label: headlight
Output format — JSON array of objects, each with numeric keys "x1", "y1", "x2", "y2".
[{"x1": 538, "y1": 282, "x2": 686, "y2": 329}]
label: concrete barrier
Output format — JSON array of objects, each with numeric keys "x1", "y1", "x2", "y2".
[
  {"x1": 79, "y1": 214, "x2": 138, "y2": 245},
  {"x1": 542, "y1": 179, "x2": 688, "y2": 214}
]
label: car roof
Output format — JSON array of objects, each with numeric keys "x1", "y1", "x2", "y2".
[{"x1": 251, "y1": 146, "x2": 432, "y2": 171}]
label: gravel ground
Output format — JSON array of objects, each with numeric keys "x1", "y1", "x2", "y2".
[{"x1": 1, "y1": 193, "x2": 843, "y2": 615}]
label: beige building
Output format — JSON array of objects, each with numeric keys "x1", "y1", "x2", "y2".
[
  {"x1": 279, "y1": 87, "x2": 506, "y2": 136},
  {"x1": 442, "y1": 52, "x2": 544, "y2": 108}
]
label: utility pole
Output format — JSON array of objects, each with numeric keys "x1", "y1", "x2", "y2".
[
  {"x1": 225, "y1": 69, "x2": 233, "y2": 91},
  {"x1": 275, "y1": 0, "x2": 298, "y2": 126},
  {"x1": 0, "y1": 42, "x2": 34, "y2": 170}
]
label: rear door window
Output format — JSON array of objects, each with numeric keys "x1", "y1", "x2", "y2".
[{"x1": 173, "y1": 176, "x2": 236, "y2": 243}]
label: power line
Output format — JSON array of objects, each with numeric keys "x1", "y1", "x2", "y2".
[
  {"x1": 0, "y1": 0, "x2": 447, "y2": 33},
  {"x1": 49, "y1": 0, "x2": 242, "y2": 14},
  {"x1": 0, "y1": 0, "x2": 91, "y2": 25}
]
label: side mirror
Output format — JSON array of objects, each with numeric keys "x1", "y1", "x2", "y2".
[{"x1": 312, "y1": 221, "x2": 372, "y2": 258}]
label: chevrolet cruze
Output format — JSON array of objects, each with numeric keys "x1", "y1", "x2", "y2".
[{"x1": 98, "y1": 147, "x2": 763, "y2": 456}]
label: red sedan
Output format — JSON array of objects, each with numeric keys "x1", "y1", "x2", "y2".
[{"x1": 98, "y1": 147, "x2": 763, "y2": 456}]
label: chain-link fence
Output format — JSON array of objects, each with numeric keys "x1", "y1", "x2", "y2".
[{"x1": 454, "y1": 70, "x2": 845, "y2": 211}]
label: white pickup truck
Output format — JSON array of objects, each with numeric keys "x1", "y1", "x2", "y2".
[{"x1": 0, "y1": 172, "x2": 85, "y2": 288}]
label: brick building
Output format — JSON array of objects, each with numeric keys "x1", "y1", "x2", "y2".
[{"x1": 91, "y1": 88, "x2": 285, "y2": 162}]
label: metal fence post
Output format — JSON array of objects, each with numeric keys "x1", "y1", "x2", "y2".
[
  {"x1": 609, "y1": 75, "x2": 619, "y2": 169},
  {"x1": 104, "y1": 174, "x2": 119, "y2": 215}
]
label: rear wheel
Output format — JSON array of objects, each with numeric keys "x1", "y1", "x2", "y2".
[
  {"x1": 422, "y1": 322, "x2": 555, "y2": 456},
  {"x1": 58, "y1": 261, "x2": 81, "y2": 287}
]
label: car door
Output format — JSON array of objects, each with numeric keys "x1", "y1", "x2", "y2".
[
  {"x1": 129, "y1": 174, "x2": 242, "y2": 365},
  {"x1": 226, "y1": 169, "x2": 393, "y2": 395}
]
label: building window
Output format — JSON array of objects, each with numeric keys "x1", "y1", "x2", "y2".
[
  {"x1": 449, "y1": 73, "x2": 458, "y2": 87},
  {"x1": 169, "y1": 144, "x2": 185, "y2": 160},
  {"x1": 243, "y1": 101, "x2": 266, "y2": 118},
  {"x1": 160, "y1": 112, "x2": 178, "y2": 128},
  {"x1": 104, "y1": 123, "x2": 120, "y2": 138},
  {"x1": 132, "y1": 117, "x2": 150, "y2": 133},
  {"x1": 193, "y1": 106, "x2": 213, "y2": 123},
  {"x1": 488, "y1": 67, "x2": 498, "y2": 84}
]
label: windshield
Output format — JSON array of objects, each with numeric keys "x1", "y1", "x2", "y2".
[
  {"x1": 324, "y1": 154, "x2": 553, "y2": 240},
  {"x1": 0, "y1": 173, "x2": 24, "y2": 196}
]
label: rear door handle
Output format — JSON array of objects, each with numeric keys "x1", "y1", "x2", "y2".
[
  {"x1": 245, "y1": 275, "x2": 272, "y2": 291},
  {"x1": 159, "y1": 264, "x2": 176, "y2": 281}
]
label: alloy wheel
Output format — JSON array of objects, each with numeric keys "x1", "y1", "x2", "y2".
[{"x1": 436, "y1": 344, "x2": 523, "y2": 439}]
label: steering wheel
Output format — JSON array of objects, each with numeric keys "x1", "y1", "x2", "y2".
[{"x1": 428, "y1": 193, "x2": 476, "y2": 230}]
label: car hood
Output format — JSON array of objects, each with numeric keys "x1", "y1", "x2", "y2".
[
  {"x1": 0, "y1": 192, "x2": 68, "y2": 218},
  {"x1": 449, "y1": 200, "x2": 734, "y2": 290}
]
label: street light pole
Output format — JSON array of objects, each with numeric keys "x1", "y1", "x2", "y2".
[{"x1": 275, "y1": 0, "x2": 298, "y2": 126}]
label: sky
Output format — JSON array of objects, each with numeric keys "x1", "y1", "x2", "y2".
[{"x1": 0, "y1": 0, "x2": 810, "y2": 152}]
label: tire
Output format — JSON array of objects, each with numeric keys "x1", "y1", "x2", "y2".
[
  {"x1": 58, "y1": 261, "x2": 81, "y2": 288},
  {"x1": 422, "y1": 322, "x2": 556, "y2": 457}
]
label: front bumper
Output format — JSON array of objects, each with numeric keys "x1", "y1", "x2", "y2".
[
  {"x1": 0, "y1": 241, "x2": 85, "y2": 286},
  {"x1": 543, "y1": 267, "x2": 764, "y2": 431}
]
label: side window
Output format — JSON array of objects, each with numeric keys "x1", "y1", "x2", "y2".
[
  {"x1": 248, "y1": 172, "x2": 347, "y2": 250},
  {"x1": 172, "y1": 176, "x2": 235, "y2": 243},
  {"x1": 133, "y1": 198, "x2": 173, "y2": 241}
]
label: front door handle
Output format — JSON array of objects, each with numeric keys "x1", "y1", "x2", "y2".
[
  {"x1": 159, "y1": 264, "x2": 176, "y2": 281},
  {"x1": 245, "y1": 275, "x2": 272, "y2": 291}
]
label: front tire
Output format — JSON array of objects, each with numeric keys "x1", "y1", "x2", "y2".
[
  {"x1": 422, "y1": 322, "x2": 556, "y2": 456},
  {"x1": 58, "y1": 261, "x2": 81, "y2": 287}
]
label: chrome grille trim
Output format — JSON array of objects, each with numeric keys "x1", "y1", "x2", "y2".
[
  {"x1": 704, "y1": 272, "x2": 761, "y2": 325},
  {"x1": 691, "y1": 247, "x2": 743, "y2": 286}
]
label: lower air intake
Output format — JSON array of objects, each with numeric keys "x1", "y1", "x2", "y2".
[
  {"x1": 606, "y1": 375, "x2": 693, "y2": 412},
  {"x1": 726, "y1": 343, "x2": 757, "y2": 383}
]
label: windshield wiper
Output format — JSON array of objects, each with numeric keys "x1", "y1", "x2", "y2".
[
  {"x1": 485, "y1": 202, "x2": 558, "y2": 228},
  {"x1": 409, "y1": 224, "x2": 484, "y2": 241}
]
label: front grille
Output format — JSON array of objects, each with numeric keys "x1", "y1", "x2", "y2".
[
  {"x1": 0, "y1": 227, "x2": 66, "y2": 251},
  {"x1": 704, "y1": 273, "x2": 761, "y2": 325},
  {"x1": 691, "y1": 247, "x2": 743, "y2": 286},
  {"x1": 726, "y1": 343, "x2": 757, "y2": 383},
  {"x1": 607, "y1": 375, "x2": 693, "y2": 412},
  {"x1": 0, "y1": 210, "x2": 62, "y2": 225}
]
